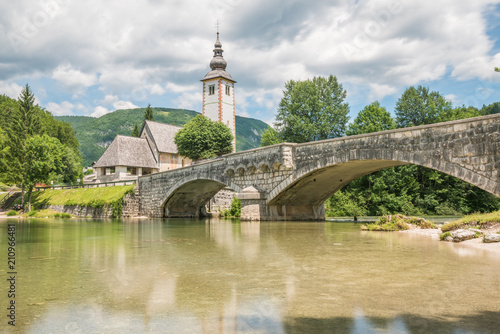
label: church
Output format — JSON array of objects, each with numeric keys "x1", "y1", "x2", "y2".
[{"x1": 91, "y1": 32, "x2": 237, "y2": 183}]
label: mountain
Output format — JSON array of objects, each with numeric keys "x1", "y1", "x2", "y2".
[{"x1": 55, "y1": 107, "x2": 269, "y2": 166}]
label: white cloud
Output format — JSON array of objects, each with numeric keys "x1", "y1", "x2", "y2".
[
  {"x1": 113, "y1": 100, "x2": 139, "y2": 110},
  {"x1": 0, "y1": 0, "x2": 499, "y2": 119},
  {"x1": 0, "y1": 82, "x2": 24, "y2": 99},
  {"x1": 52, "y1": 64, "x2": 97, "y2": 93},
  {"x1": 47, "y1": 101, "x2": 74, "y2": 116},
  {"x1": 173, "y1": 92, "x2": 200, "y2": 110},
  {"x1": 91, "y1": 106, "x2": 110, "y2": 118}
]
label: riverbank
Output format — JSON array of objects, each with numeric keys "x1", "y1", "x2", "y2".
[{"x1": 400, "y1": 221, "x2": 500, "y2": 255}]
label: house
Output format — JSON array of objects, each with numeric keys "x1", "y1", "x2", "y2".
[{"x1": 91, "y1": 121, "x2": 191, "y2": 183}]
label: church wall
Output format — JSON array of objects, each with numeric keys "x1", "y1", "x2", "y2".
[
  {"x1": 159, "y1": 153, "x2": 192, "y2": 172},
  {"x1": 203, "y1": 79, "x2": 221, "y2": 121}
]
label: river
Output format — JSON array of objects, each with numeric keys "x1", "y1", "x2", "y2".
[{"x1": 1, "y1": 218, "x2": 499, "y2": 333}]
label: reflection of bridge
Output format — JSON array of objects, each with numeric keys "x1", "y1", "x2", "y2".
[{"x1": 138, "y1": 114, "x2": 500, "y2": 220}]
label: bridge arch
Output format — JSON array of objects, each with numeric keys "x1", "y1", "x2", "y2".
[
  {"x1": 268, "y1": 150, "x2": 498, "y2": 207},
  {"x1": 161, "y1": 175, "x2": 241, "y2": 218}
]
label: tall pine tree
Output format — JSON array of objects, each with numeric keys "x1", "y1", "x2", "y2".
[{"x1": 144, "y1": 103, "x2": 154, "y2": 121}]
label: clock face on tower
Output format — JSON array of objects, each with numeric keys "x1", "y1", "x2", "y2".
[{"x1": 201, "y1": 32, "x2": 237, "y2": 152}]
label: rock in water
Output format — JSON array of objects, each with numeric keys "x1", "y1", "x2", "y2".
[
  {"x1": 450, "y1": 229, "x2": 476, "y2": 242},
  {"x1": 484, "y1": 234, "x2": 500, "y2": 243}
]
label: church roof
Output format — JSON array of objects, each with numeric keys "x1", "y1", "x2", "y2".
[
  {"x1": 201, "y1": 32, "x2": 236, "y2": 83},
  {"x1": 143, "y1": 120, "x2": 182, "y2": 154},
  {"x1": 94, "y1": 135, "x2": 158, "y2": 168},
  {"x1": 201, "y1": 69, "x2": 236, "y2": 82}
]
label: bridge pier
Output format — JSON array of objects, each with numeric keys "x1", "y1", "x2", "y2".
[{"x1": 238, "y1": 187, "x2": 325, "y2": 221}]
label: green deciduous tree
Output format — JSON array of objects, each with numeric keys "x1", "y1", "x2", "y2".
[
  {"x1": 260, "y1": 127, "x2": 282, "y2": 147},
  {"x1": 395, "y1": 85, "x2": 452, "y2": 128},
  {"x1": 437, "y1": 105, "x2": 482, "y2": 122},
  {"x1": 24, "y1": 134, "x2": 64, "y2": 211},
  {"x1": 346, "y1": 101, "x2": 395, "y2": 136},
  {"x1": 481, "y1": 102, "x2": 500, "y2": 116},
  {"x1": 274, "y1": 75, "x2": 350, "y2": 143},
  {"x1": 144, "y1": 103, "x2": 154, "y2": 121},
  {"x1": 174, "y1": 114, "x2": 233, "y2": 160}
]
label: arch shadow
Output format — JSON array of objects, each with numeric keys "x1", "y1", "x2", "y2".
[
  {"x1": 268, "y1": 158, "x2": 497, "y2": 207},
  {"x1": 161, "y1": 177, "x2": 241, "y2": 218}
]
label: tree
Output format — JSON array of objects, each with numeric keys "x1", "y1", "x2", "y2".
[
  {"x1": 481, "y1": 102, "x2": 500, "y2": 116},
  {"x1": 260, "y1": 127, "x2": 282, "y2": 147},
  {"x1": 132, "y1": 122, "x2": 140, "y2": 137},
  {"x1": 0, "y1": 126, "x2": 8, "y2": 182},
  {"x1": 24, "y1": 134, "x2": 64, "y2": 211},
  {"x1": 346, "y1": 101, "x2": 395, "y2": 136},
  {"x1": 495, "y1": 67, "x2": 499, "y2": 72},
  {"x1": 395, "y1": 86, "x2": 452, "y2": 128},
  {"x1": 144, "y1": 103, "x2": 154, "y2": 121},
  {"x1": 437, "y1": 105, "x2": 482, "y2": 122},
  {"x1": 274, "y1": 75, "x2": 350, "y2": 143},
  {"x1": 174, "y1": 114, "x2": 233, "y2": 160},
  {"x1": 8, "y1": 84, "x2": 43, "y2": 207}
]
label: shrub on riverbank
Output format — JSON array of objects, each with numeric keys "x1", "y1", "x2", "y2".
[
  {"x1": 221, "y1": 197, "x2": 241, "y2": 218},
  {"x1": 361, "y1": 214, "x2": 435, "y2": 231},
  {"x1": 441, "y1": 211, "x2": 500, "y2": 232},
  {"x1": 7, "y1": 210, "x2": 18, "y2": 216}
]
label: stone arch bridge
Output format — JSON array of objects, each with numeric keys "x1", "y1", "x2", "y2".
[{"x1": 138, "y1": 114, "x2": 500, "y2": 220}]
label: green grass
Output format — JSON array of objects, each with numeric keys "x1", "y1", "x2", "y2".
[
  {"x1": 441, "y1": 211, "x2": 500, "y2": 232},
  {"x1": 0, "y1": 192, "x2": 8, "y2": 202},
  {"x1": 31, "y1": 185, "x2": 135, "y2": 208},
  {"x1": 23, "y1": 209, "x2": 72, "y2": 218},
  {"x1": 361, "y1": 214, "x2": 435, "y2": 231}
]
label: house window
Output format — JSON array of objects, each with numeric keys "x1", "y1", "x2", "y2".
[
  {"x1": 106, "y1": 167, "x2": 115, "y2": 175},
  {"x1": 127, "y1": 167, "x2": 137, "y2": 175},
  {"x1": 225, "y1": 85, "x2": 230, "y2": 95},
  {"x1": 209, "y1": 85, "x2": 215, "y2": 95}
]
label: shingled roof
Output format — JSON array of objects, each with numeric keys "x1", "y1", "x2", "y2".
[
  {"x1": 143, "y1": 120, "x2": 182, "y2": 154},
  {"x1": 94, "y1": 135, "x2": 158, "y2": 168}
]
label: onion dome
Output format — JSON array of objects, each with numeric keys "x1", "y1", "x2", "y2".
[{"x1": 201, "y1": 32, "x2": 236, "y2": 82}]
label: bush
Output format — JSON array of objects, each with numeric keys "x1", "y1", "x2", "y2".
[
  {"x1": 361, "y1": 214, "x2": 434, "y2": 231},
  {"x1": 440, "y1": 232, "x2": 451, "y2": 241},
  {"x1": 7, "y1": 210, "x2": 18, "y2": 216},
  {"x1": 61, "y1": 213, "x2": 71, "y2": 218},
  {"x1": 221, "y1": 197, "x2": 241, "y2": 218}
]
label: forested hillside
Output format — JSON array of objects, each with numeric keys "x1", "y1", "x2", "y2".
[{"x1": 56, "y1": 108, "x2": 268, "y2": 166}]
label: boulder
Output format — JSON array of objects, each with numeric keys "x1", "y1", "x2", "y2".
[
  {"x1": 450, "y1": 229, "x2": 476, "y2": 242},
  {"x1": 484, "y1": 234, "x2": 500, "y2": 243}
]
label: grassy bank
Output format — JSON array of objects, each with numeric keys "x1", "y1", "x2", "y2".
[
  {"x1": 13, "y1": 185, "x2": 136, "y2": 218},
  {"x1": 441, "y1": 210, "x2": 500, "y2": 232}
]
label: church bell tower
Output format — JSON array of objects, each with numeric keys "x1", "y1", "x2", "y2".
[{"x1": 201, "y1": 32, "x2": 236, "y2": 152}]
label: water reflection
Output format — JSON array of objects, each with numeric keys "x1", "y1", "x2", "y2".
[{"x1": 0, "y1": 218, "x2": 499, "y2": 333}]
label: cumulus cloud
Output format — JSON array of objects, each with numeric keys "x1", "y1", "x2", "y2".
[
  {"x1": 46, "y1": 101, "x2": 87, "y2": 116},
  {"x1": 113, "y1": 100, "x2": 139, "y2": 110},
  {"x1": 0, "y1": 82, "x2": 24, "y2": 99},
  {"x1": 52, "y1": 64, "x2": 97, "y2": 93},
  {"x1": 91, "y1": 106, "x2": 111, "y2": 118},
  {"x1": 0, "y1": 0, "x2": 499, "y2": 118}
]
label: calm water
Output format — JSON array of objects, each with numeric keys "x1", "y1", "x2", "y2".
[{"x1": 1, "y1": 218, "x2": 499, "y2": 334}]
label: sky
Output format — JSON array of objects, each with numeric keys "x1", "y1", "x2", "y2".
[{"x1": 1, "y1": 0, "x2": 500, "y2": 125}]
